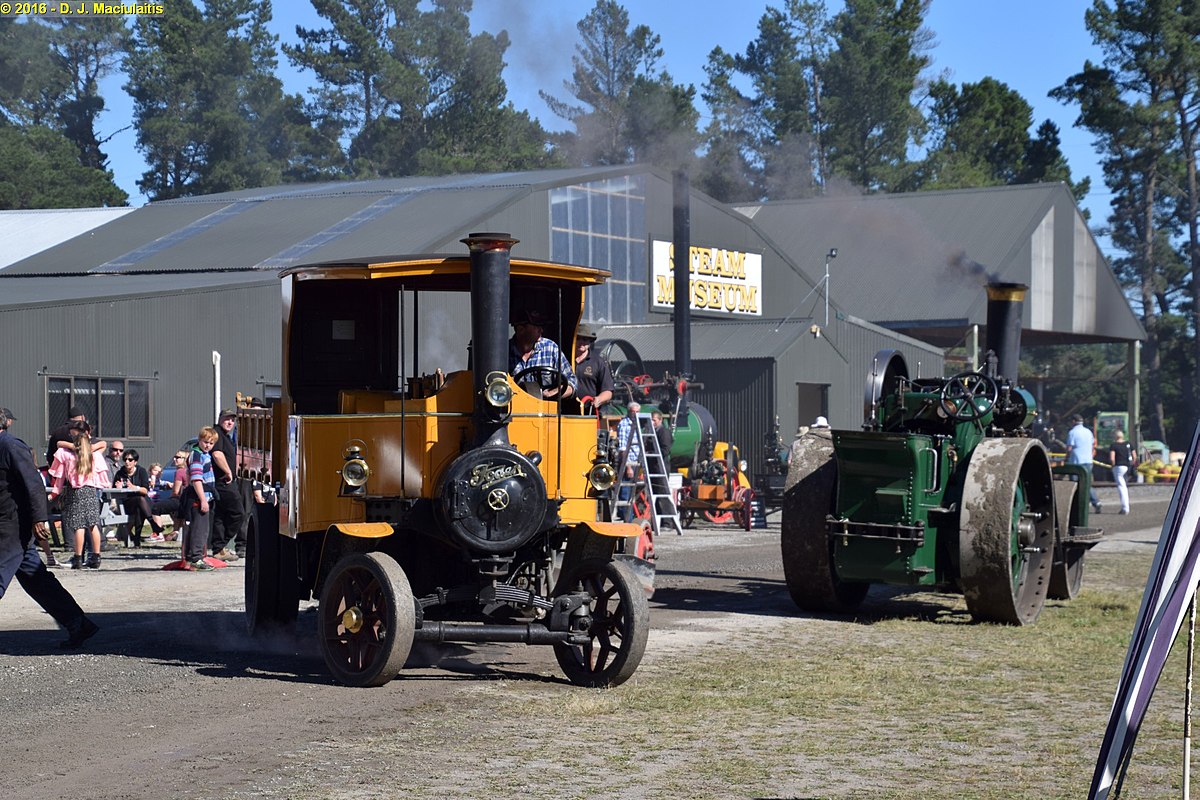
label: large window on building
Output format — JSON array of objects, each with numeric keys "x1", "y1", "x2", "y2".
[
  {"x1": 550, "y1": 175, "x2": 647, "y2": 324},
  {"x1": 47, "y1": 376, "x2": 151, "y2": 440}
]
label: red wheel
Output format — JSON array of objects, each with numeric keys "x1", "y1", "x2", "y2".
[
  {"x1": 734, "y1": 486, "x2": 754, "y2": 531},
  {"x1": 703, "y1": 510, "x2": 733, "y2": 524},
  {"x1": 635, "y1": 519, "x2": 655, "y2": 563},
  {"x1": 632, "y1": 488, "x2": 652, "y2": 521}
]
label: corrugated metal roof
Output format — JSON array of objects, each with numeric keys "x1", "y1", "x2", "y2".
[
  {"x1": 734, "y1": 183, "x2": 1145, "y2": 343},
  {"x1": 0, "y1": 272, "x2": 275, "y2": 310},
  {"x1": 735, "y1": 184, "x2": 1054, "y2": 323},
  {"x1": 597, "y1": 316, "x2": 942, "y2": 362},
  {"x1": 2, "y1": 167, "x2": 643, "y2": 277},
  {"x1": 0, "y1": 207, "x2": 134, "y2": 270}
]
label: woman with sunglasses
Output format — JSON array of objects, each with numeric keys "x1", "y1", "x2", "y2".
[
  {"x1": 149, "y1": 452, "x2": 190, "y2": 541},
  {"x1": 112, "y1": 449, "x2": 165, "y2": 546}
]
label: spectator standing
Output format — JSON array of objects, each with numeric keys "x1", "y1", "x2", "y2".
[
  {"x1": 0, "y1": 407, "x2": 99, "y2": 648},
  {"x1": 209, "y1": 410, "x2": 247, "y2": 561},
  {"x1": 1110, "y1": 430, "x2": 1136, "y2": 515},
  {"x1": 45, "y1": 406, "x2": 105, "y2": 466},
  {"x1": 47, "y1": 429, "x2": 109, "y2": 569},
  {"x1": 616, "y1": 402, "x2": 642, "y2": 522},
  {"x1": 44, "y1": 407, "x2": 105, "y2": 552},
  {"x1": 184, "y1": 428, "x2": 219, "y2": 570},
  {"x1": 111, "y1": 449, "x2": 164, "y2": 545},
  {"x1": 1066, "y1": 414, "x2": 1103, "y2": 514},
  {"x1": 650, "y1": 409, "x2": 673, "y2": 460},
  {"x1": 573, "y1": 323, "x2": 614, "y2": 413}
]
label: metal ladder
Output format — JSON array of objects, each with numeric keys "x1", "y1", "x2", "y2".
[{"x1": 614, "y1": 413, "x2": 682, "y2": 536}]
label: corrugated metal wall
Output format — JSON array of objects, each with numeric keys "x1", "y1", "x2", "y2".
[
  {"x1": 643, "y1": 357, "x2": 775, "y2": 479},
  {"x1": 0, "y1": 283, "x2": 280, "y2": 467}
]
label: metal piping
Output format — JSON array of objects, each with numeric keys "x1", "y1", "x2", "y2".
[
  {"x1": 462, "y1": 233, "x2": 518, "y2": 447},
  {"x1": 984, "y1": 282, "x2": 1028, "y2": 384}
]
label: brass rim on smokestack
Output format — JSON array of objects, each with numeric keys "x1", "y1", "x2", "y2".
[{"x1": 985, "y1": 283, "x2": 1028, "y2": 303}]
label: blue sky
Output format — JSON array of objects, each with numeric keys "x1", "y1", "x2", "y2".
[{"x1": 98, "y1": 1, "x2": 1110, "y2": 248}]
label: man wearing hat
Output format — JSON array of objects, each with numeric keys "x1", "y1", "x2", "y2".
[
  {"x1": 509, "y1": 309, "x2": 577, "y2": 400},
  {"x1": 1066, "y1": 413, "x2": 1102, "y2": 514},
  {"x1": 0, "y1": 407, "x2": 99, "y2": 648},
  {"x1": 573, "y1": 322, "x2": 614, "y2": 413},
  {"x1": 208, "y1": 409, "x2": 247, "y2": 560}
]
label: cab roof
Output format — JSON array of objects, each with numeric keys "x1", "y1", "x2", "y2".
[{"x1": 282, "y1": 255, "x2": 611, "y2": 286}]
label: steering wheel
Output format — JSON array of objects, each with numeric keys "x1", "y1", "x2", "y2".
[
  {"x1": 513, "y1": 365, "x2": 569, "y2": 399},
  {"x1": 939, "y1": 372, "x2": 999, "y2": 421}
]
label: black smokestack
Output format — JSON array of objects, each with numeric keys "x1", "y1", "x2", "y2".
[
  {"x1": 462, "y1": 232, "x2": 517, "y2": 446},
  {"x1": 673, "y1": 170, "x2": 691, "y2": 379},
  {"x1": 985, "y1": 282, "x2": 1027, "y2": 384}
]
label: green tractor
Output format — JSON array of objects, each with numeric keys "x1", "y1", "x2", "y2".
[{"x1": 782, "y1": 283, "x2": 1102, "y2": 624}]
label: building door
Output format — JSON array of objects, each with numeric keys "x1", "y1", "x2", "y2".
[{"x1": 797, "y1": 383, "x2": 829, "y2": 429}]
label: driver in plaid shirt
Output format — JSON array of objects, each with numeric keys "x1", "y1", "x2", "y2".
[{"x1": 509, "y1": 309, "x2": 577, "y2": 400}]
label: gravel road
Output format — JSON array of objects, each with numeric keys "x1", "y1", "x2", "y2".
[{"x1": 0, "y1": 482, "x2": 1176, "y2": 799}]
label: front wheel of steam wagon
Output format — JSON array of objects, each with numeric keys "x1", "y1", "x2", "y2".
[
  {"x1": 959, "y1": 439, "x2": 1055, "y2": 625},
  {"x1": 780, "y1": 435, "x2": 868, "y2": 614},
  {"x1": 1048, "y1": 481, "x2": 1085, "y2": 600},
  {"x1": 554, "y1": 559, "x2": 649, "y2": 688},
  {"x1": 318, "y1": 552, "x2": 415, "y2": 687}
]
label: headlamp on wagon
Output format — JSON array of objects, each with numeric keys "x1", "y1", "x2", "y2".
[
  {"x1": 483, "y1": 371, "x2": 513, "y2": 408},
  {"x1": 588, "y1": 462, "x2": 617, "y2": 492},
  {"x1": 338, "y1": 440, "x2": 371, "y2": 497}
]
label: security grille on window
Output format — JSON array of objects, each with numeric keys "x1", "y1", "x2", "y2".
[{"x1": 47, "y1": 376, "x2": 151, "y2": 439}]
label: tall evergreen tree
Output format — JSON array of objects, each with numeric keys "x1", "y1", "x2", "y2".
[
  {"x1": 126, "y1": 0, "x2": 336, "y2": 200},
  {"x1": 287, "y1": 0, "x2": 548, "y2": 176},
  {"x1": 695, "y1": 47, "x2": 758, "y2": 203},
  {"x1": 0, "y1": 124, "x2": 127, "y2": 208},
  {"x1": 541, "y1": 0, "x2": 697, "y2": 170},
  {"x1": 819, "y1": 0, "x2": 931, "y2": 191},
  {"x1": 1053, "y1": 0, "x2": 1191, "y2": 443},
  {"x1": 46, "y1": 17, "x2": 128, "y2": 171},
  {"x1": 0, "y1": 18, "x2": 126, "y2": 206},
  {"x1": 0, "y1": 18, "x2": 65, "y2": 128}
]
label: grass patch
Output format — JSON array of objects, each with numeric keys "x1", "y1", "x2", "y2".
[{"x1": 257, "y1": 547, "x2": 1196, "y2": 799}]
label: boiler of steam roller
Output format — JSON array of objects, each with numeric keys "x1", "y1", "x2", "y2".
[{"x1": 780, "y1": 282, "x2": 1102, "y2": 624}]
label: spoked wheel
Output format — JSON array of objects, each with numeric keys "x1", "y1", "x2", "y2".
[
  {"x1": 781, "y1": 432, "x2": 868, "y2": 613},
  {"x1": 553, "y1": 559, "x2": 649, "y2": 687},
  {"x1": 319, "y1": 552, "x2": 415, "y2": 687},
  {"x1": 245, "y1": 506, "x2": 297, "y2": 636},
  {"x1": 734, "y1": 486, "x2": 754, "y2": 531},
  {"x1": 1048, "y1": 481, "x2": 1085, "y2": 600},
  {"x1": 959, "y1": 439, "x2": 1055, "y2": 625},
  {"x1": 676, "y1": 487, "x2": 696, "y2": 528},
  {"x1": 632, "y1": 488, "x2": 652, "y2": 522},
  {"x1": 703, "y1": 509, "x2": 733, "y2": 524}
]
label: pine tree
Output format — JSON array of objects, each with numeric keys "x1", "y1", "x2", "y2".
[{"x1": 819, "y1": 0, "x2": 931, "y2": 191}]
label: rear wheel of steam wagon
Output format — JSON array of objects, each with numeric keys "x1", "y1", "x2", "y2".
[
  {"x1": 959, "y1": 439, "x2": 1055, "y2": 625},
  {"x1": 318, "y1": 552, "x2": 415, "y2": 687},
  {"x1": 1048, "y1": 481, "x2": 1085, "y2": 600},
  {"x1": 245, "y1": 508, "x2": 298, "y2": 636},
  {"x1": 554, "y1": 559, "x2": 649, "y2": 688},
  {"x1": 780, "y1": 434, "x2": 868, "y2": 614}
]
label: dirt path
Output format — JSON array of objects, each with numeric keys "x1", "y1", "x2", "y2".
[{"x1": 0, "y1": 484, "x2": 1176, "y2": 799}]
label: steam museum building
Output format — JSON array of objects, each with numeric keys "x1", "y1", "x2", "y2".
[{"x1": 0, "y1": 167, "x2": 1137, "y2": 471}]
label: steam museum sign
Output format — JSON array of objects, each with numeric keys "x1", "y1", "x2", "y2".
[{"x1": 650, "y1": 240, "x2": 762, "y2": 316}]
